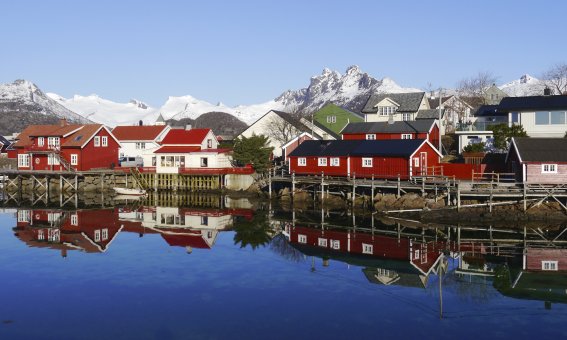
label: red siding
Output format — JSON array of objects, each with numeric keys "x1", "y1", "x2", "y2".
[
  {"x1": 343, "y1": 132, "x2": 425, "y2": 140},
  {"x1": 350, "y1": 156, "x2": 409, "y2": 179},
  {"x1": 526, "y1": 248, "x2": 567, "y2": 271},
  {"x1": 289, "y1": 156, "x2": 349, "y2": 176},
  {"x1": 442, "y1": 163, "x2": 485, "y2": 180},
  {"x1": 74, "y1": 128, "x2": 119, "y2": 171},
  {"x1": 284, "y1": 135, "x2": 313, "y2": 161},
  {"x1": 428, "y1": 125, "x2": 439, "y2": 147}
]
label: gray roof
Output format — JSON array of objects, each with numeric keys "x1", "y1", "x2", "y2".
[
  {"x1": 513, "y1": 137, "x2": 567, "y2": 162},
  {"x1": 416, "y1": 109, "x2": 444, "y2": 119},
  {"x1": 312, "y1": 120, "x2": 340, "y2": 139},
  {"x1": 362, "y1": 92, "x2": 425, "y2": 113},
  {"x1": 342, "y1": 119, "x2": 436, "y2": 134},
  {"x1": 156, "y1": 113, "x2": 165, "y2": 123}
]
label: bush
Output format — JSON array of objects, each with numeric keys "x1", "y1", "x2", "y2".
[{"x1": 463, "y1": 142, "x2": 486, "y2": 153}]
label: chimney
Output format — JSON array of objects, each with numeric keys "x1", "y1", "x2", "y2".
[
  {"x1": 139, "y1": 120, "x2": 143, "y2": 126},
  {"x1": 388, "y1": 113, "x2": 394, "y2": 125},
  {"x1": 185, "y1": 124, "x2": 192, "y2": 130},
  {"x1": 544, "y1": 87, "x2": 552, "y2": 96},
  {"x1": 59, "y1": 118, "x2": 67, "y2": 127}
]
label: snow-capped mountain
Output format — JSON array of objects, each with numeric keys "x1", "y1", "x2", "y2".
[
  {"x1": 46, "y1": 93, "x2": 157, "y2": 127},
  {"x1": 0, "y1": 80, "x2": 90, "y2": 134},
  {"x1": 275, "y1": 65, "x2": 421, "y2": 113},
  {"x1": 499, "y1": 74, "x2": 545, "y2": 96}
]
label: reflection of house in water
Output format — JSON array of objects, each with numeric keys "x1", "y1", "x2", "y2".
[
  {"x1": 286, "y1": 224, "x2": 446, "y2": 288},
  {"x1": 13, "y1": 208, "x2": 122, "y2": 256},
  {"x1": 119, "y1": 206, "x2": 254, "y2": 252}
]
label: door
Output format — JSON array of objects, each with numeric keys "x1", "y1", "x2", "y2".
[{"x1": 420, "y1": 152, "x2": 427, "y2": 175}]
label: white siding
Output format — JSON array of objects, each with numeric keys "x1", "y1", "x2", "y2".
[{"x1": 517, "y1": 111, "x2": 567, "y2": 138}]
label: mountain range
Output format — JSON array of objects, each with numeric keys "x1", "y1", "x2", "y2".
[{"x1": 0, "y1": 67, "x2": 552, "y2": 136}]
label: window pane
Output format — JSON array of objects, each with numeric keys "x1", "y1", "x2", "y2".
[
  {"x1": 535, "y1": 111, "x2": 549, "y2": 125},
  {"x1": 550, "y1": 111, "x2": 565, "y2": 125}
]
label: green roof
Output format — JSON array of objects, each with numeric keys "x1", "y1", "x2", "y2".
[{"x1": 313, "y1": 103, "x2": 363, "y2": 135}]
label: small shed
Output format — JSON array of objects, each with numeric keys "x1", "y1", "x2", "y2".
[{"x1": 507, "y1": 137, "x2": 567, "y2": 184}]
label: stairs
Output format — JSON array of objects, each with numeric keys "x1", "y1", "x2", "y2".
[{"x1": 130, "y1": 167, "x2": 151, "y2": 190}]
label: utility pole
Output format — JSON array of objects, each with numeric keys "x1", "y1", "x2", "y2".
[{"x1": 438, "y1": 88, "x2": 443, "y2": 155}]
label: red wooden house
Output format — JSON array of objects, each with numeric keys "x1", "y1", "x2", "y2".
[
  {"x1": 13, "y1": 119, "x2": 120, "y2": 171},
  {"x1": 288, "y1": 139, "x2": 442, "y2": 179},
  {"x1": 341, "y1": 119, "x2": 439, "y2": 147},
  {"x1": 288, "y1": 225, "x2": 444, "y2": 287},
  {"x1": 507, "y1": 137, "x2": 567, "y2": 184}
]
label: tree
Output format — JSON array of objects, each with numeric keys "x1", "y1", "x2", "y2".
[
  {"x1": 463, "y1": 142, "x2": 486, "y2": 153},
  {"x1": 542, "y1": 62, "x2": 567, "y2": 95},
  {"x1": 457, "y1": 71, "x2": 498, "y2": 106},
  {"x1": 265, "y1": 104, "x2": 307, "y2": 145},
  {"x1": 233, "y1": 213, "x2": 274, "y2": 250},
  {"x1": 490, "y1": 123, "x2": 528, "y2": 151},
  {"x1": 232, "y1": 134, "x2": 273, "y2": 172}
]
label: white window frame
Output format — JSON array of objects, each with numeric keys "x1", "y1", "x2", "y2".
[
  {"x1": 37, "y1": 230, "x2": 45, "y2": 240},
  {"x1": 298, "y1": 157, "x2": 306, "y2": 166},
  {"x1": 542, "y1": 164, "x2": 557, "y2": 174},
  {"x1": 38, "y1": 137, "x2": 44, "y2": 147},
  {"x1": 326, "y1": 116, "x2": 337, "y2": 123},
  {"x1": 414, "y1": 157, "x2": 419, "y2": 167},
  {"x1": 362, "y1": 243, "x2": 373, "y2": 254},
  {"x1": 402, "y1": 113, "x2": 410, "y2": 121},
  {"x1": 135, "y1": 142, "x2": 146, "y2": 150},
  {"x1": 330, "y1": 157, "x2": 340, "y2": 166},
  {"x1": 298, "y1": 234, "x2": 307, "y2": 244},
  {"x1": 70, "y1": 154, "x2": 78, "y2": 166},
  {"x1": 542, "y1": 260, "x2": 558, "y2": 271},
  {"x1": 318, "y1": 157, "x2": 327, "y2": 166},
  {"x1": 18, "y1": 154, "x2": 30, "y2": 167},
  {"x1": 47, "y1": 137, "x2": 60, "y2": 149},
  {"x1": 402, "y1": 134, "x2": 413, "y2": 139},
  {"x1": 94, "y1": 136, "x2": 100, "y2": 147},
  {"x1": 366, "y1": 134, "x2": 376, "y2": 140},
  {"x1": 318, "y1": 238, "x2": 328, "y2": 247},
  {"x1": 330, "y1": 239, "x2": 340, "y2": 250},
  {"x1": 17, "y1": 210, "x2": 30, "y2": 223},
  {"x1": 101, "y1": 228, "x2": 109, "y2": 241},
  {"x1": 362, "y1": 158, "x2": 373, "y2": 168},
  {"x1": 71, "y1": 214, "x2": 78, "y2": 226},
  {"x1": 48, "y1": 154, "x2": 60, "y2": 166},
  {"x1": 94, "y1": 230, "x2": 101, "y2": 242},
  {"x1": 101, "y1": 136, "x2": 108, "y2": 147}
]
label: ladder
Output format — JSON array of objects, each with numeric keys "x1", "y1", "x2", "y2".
[{"x1": 130, "y1": 167, "x2": 151, "y2": 190}]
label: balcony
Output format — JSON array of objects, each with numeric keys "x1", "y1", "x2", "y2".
[{"x1": 456, "y1": 119, "x2": 508, "y2": 132}]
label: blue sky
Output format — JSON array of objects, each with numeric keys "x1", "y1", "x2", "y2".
[{"x1": 1, "y1": 0, "x2": 566, "y2": 106}]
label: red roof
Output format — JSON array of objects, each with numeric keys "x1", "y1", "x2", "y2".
[
  {"x1": 14, "y1": 124, "x2": 106, "y2": 149},
  {"x1": 160, "y1": 128, "x2": 211, "y2": 145},
  {"x1": 112, "y1": 125, "x2": 168, "y2": 141},
  {"x1": 154, "y1": 146, "x2": 201, "y2": 153}
]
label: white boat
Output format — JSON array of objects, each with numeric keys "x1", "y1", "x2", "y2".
[{"x1": 113, "y1": 187, "x2": 146, "y2": 196}]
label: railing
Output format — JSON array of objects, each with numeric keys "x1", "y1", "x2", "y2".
[
  {"x1": 455, "y1": 120, "x2": 507, "y2": 132},
  {"x1": 472, "y1": 171, "x2": 516, "y2": 184},
  {"x1": 116, "y1": 166, "x2": 255, "y2": 175}
]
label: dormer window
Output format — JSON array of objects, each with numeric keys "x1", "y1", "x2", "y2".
[
  {"x1": 378, "y1": 106, "x2": 397, "y2": 116},
  {"x1": 38, "y1": 137, "x2": 44, "y2": 147},
  {"x1": 326, "y1": 116, "x2": 337, "y2": 123},
  {"x1": 47, "y1": 137, "x2": 60, "y2": 149}
]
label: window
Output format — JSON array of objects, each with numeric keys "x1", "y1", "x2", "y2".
[
  {"x1": 542, "y1": 164, "x2": 557, "y2": 173},
  {"x1": 94, "y1": 230, "x2": 101, "y2": 242},
  {"x1": 550, "y1": 111, "x2": 566, "y2": 125},
  {"x1": 511, "y1": 112, "x2": 519, "y2": 124},
  {"x1": 38, "y1": 230, "x2": 44, "y2": 240},
  {"x1": 326, "y1": 116, "x2": 337, "y2": 123},
  {"x1": 47, "y1": 137, "x2": 60, "y2": 149},
  {"x1": 378, "y1": 106, "x2": 397, "y2": 116},
  {"x1": 101, "y1": 228, "x2": 109, "y2": 241},
  {"x1": 48, "y1": 154, "x2": 60, "y2": 165},
  {"x1": 402, "y1": 134, "x2": 413, "y2": 139},
  {"x1": 94, "y1": 136, "x2": 100, "y2": 147},
  {"x1": 71, "y1": 214, "x2": 78, "y2": 226},
  {"x1": 70, "y1": 154, "x2": 78, "y2": 165},
  {"x1": 17, "y1": 210, "x2": 30, "y2": 223},
  {"x1": 298, "y1": 157, "x2": 306, "y2": 166},
  {"x1": 201, "y1": 216, "x2": 209, "y2": 225},
  {"x1": 207, "y1": 139, "x2": 213, "y2": 148},
  {"x1": 330, "y1": 239, "x2": 340, "y2": 250},
  {"x1": 38, "y1": 137, "x2": 44, "y2": 146},
  {"x1": 102, "y1": 136, "x2": 108, "y2": 147},
  {"x1": 330, "y1": 157, "x2": 340, "y2": 166},
  {"x1": 366, "y1": 134, "x2": 376, "y2": 140},
  {"x1": 402, "y1": 113, "x2": 411, "y2": 121},
  {"x1": 18, "y1": 154, "x2": 30, "y2": 167},
  {"x1": 414, "y1": 157, "x2": 419, "y2": 167},
  {"x1": 362, "y1": 243, "x2": 373, "y2": 254},
  {"x1": 135, "y1": 142, "x2": 146, "y2": 149},
  {"x1": 318, "y1": 158, "x2": 327, "y2": 166},
  {"x1": 200, "y1": 157, "x2": 208, "y2": 167},
  {"x1": 362, "y1": 158, "x2": 373, "y2": 167},
  {"x1": 298, "y1": 234, "x2": 307, "y2": 244},
  {"x1": 542, "y1": 261, "x2": 558, "y2": 271},
  {"x1": 318, "y1": 238, "x2": 327, "y2": 247}
]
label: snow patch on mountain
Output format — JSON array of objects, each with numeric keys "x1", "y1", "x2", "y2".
[{"x1": 499, "y1": 74, "x2": 544, "y2": 96}]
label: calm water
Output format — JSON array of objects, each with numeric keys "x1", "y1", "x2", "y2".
[{"x1": 1, "y1": 197, "x2": 567, "y2": 339}]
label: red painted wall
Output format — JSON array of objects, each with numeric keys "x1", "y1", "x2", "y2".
[
  {"x1": 526, "y1": 248, "x2": 567, "y2": 271},
  {"x1": 442, "y1": 163, "x2": 485, "y2": 180},
  {"x1": 73, "y1": 128, "x2": 119, "y2": 171},
  {"x1": 350, "y1": 156, "x2": 409, "y2": 179},
  {"x1": 343, "y1": 132, "x2": 427, "y2": 140},
  {"x1": 284, "y1": 135, "x2": 313, "y2": 161},
  {"x1": 289, "y1": 156, "x2": 350, "y2": 176}
]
